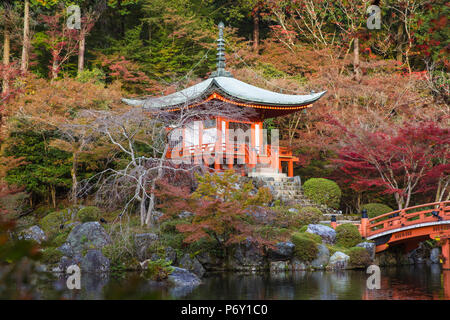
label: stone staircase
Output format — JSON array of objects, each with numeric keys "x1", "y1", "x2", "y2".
[
  {"x1": 248, "y1": 167, "x2": 288, "y2": 181},
  {"x1": 252, "y1": 175, "x2": 343, "y2": 217}
]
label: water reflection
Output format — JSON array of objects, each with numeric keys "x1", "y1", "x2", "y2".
[{"x1": 35, "y1": 266, "x2": 450, "y2": 300}]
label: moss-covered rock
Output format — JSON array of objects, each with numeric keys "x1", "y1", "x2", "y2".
[
  {"x1": 348, "y1": 247, "x2": 372, "y2": 268},
  {"x1": 77, "y1": 206, "x2": 101, "y2": 222},
  {"x1": 361, "y1": 203, "x2": 393, "y2": 218},
  {"x1": 39, "y1": 209, "x2": 73, "y2": 236},
  {"x1": 291, "y1": 232, "x2": 319, "y2": 262},
  {"x1": 303, "y1": 178, "x2": 342, "y2": 209},
  {"x1": 40, "y1": 247, "x2": 63, "y2": 265},
  {"x1": 335, "y1": 224, "x2": 362, "y2": 248}
]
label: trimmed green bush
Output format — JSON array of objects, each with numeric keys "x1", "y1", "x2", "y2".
[
  {"x1": 77, "y1": 206, "x2": 101, "y2": 222},
  {"x1": 335, "y1": 224, "x2": 362, "y2": 248},
  {"x1": 348, "y1": 247, "x2": 372, "y2": 268},
  {"x1": 361, "y1": 203, "x2": 393, "y2": 218},
  {"x1": 303, "y1": 178, "x2": 342, "y2": 209},
  {"x1": 291, "y1": 232, "x2": 319, "y2": 262}
]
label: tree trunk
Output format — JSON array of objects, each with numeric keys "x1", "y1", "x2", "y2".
[
  {"x1": 253, "y1": 9, "x2": 259, "y2": 52},
  {"x1": 77, "y1": 33, "x2": 85, "y2": 75},
  {"x1": 353, "y1": 37, "x2": 361, "y2": 82},
  {"x1": 71, "y1": 154, "x2": 78, "y2": 205},
  {"x1": 50, "y1": 185, "x2": 56, "y2": 208},
  {"x1": 51, "y1": 58, "x2": 58, "y2": 80},
  {"x1": 396, "y1": 22, "x2": 404, "y2": 62},
  {"x1": 21, "y1": 0, "x2": 30, "y2": 73},
  {"x1": 2, "y1": 29, "x2": 10, "y2": 94}
]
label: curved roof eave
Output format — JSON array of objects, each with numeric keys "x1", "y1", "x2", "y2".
[{"x1": 121, "y1": 76, "x2": 327, "y2": 109}]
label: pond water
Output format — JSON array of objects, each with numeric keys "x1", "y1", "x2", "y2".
[{"x1": 36, "y1": 265, "x2": 450, "y2": 300}]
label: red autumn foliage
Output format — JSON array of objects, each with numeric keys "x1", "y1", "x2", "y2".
[{"x1": 332, "y1": 120, "x2": 450, "y2": 209}]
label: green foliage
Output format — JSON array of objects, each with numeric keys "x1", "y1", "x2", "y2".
[
  {"x1": 102, "y1": 233, "x2": 139, "y2": 271},
  {"x1": 335, "y1": 224, "x2": 362, "y2": 248},
  {"x1": 303, "y1": 178, "x2": 342, "y2": 209},
  {"x1": 40, "y1": 247, "x2": 63, "y2": 265},
  {"x1": 4, "y1": 126, "x2": 72, "y2": 203},
  {"x1": 0, "y1": 192, "x2": 30, "y2": 220},
  {"x1": 348, "y1": 247, "x2": 371, "y2": 268},
  {"x1": 77, "y1": 206, "x2": 101, "y2": 223},
  {"x1": 291, "y1": 232, "x2": 319, "y2": 262},
  {"x1": 39, "y1": 210, "x2": 73, "y2": 236},
  {"x1": 361, "y1": 203, "x2": 393, "y2": 218},
  {"x1": 76, "y1": 68, "x2": 106, "y2": 84},
  {"x1": 273, "y1": 206, "x2": 322, "y2": 229},
  {"x1": 48, "y1": 228, "x2": 71, "y2": 247},
  {"x1": 142, "y1": 259, "x2": 174, "y2": 281}
]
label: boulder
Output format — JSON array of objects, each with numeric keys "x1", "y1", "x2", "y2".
[
  {"x1": 195, "y1": 251, "x2": 223, "y2": 270},
  {"x1": 268, "y1": 242, "x2": 295, "y2": 261},
  {"x1": 56, "y1": 254, "x2": 83, "y2": 273},
  {"x1": 134, "y1": 232, "x2": 159, "y2": 261},
  {"x1": 19, "y1": 225, "x2": 47, "y2": 244},
  {"x1": 168, "y1": 267, "x2": 201, "y2": 287},
  {"x1": 288, "y1": 207, "x2": 299, "y2": 214},
  {"x1": 57, "y1": 242, "x2": 74, "y2": 257},
  {"x1": 306, "y1": 224, "x2": 336, "y2": 244},
  {"x1": 66, "y1": 222, "x2": 111, "y2": 255},
  {"x1": 328, "y1": 252, "x2": 350, "y2": 270},
  {"x1": 356, "y1": 242, "x2": 376, "y2": 260},
  {"x1": 430, "y1": 248, "x2": 440, "y2": 264},
  {"x1": 179, "y1": 253, "x2": 205, "y2": 278},
  {"x1": 165, "y1": 246, "x2": 177, "y2": 264},
  {"x1": 231, "y1": 240, "x2": 266, "y2": 271},
  {"x1": 80, "y1": 249, "x2": 110, "y2": 273},
  {"x1": 290, "y1": 258, "x2": 307, "y2": 271},
  {"x1": 311, "y1": 244, "x2": 330, "y2": 269},
  {"x1": 270, "y1": 261, "x2": 289, "y2": 272}
]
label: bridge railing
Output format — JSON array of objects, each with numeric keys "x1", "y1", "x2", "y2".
[{"x1": 365, "y1": 201, "x2": 450, "y2": 238}]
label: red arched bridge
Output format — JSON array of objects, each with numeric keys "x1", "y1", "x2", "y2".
[{"x1": 331, "y1": 201, "x2": 450, "y2": 269}]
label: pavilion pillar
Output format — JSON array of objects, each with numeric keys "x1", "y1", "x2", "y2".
[
  {"x1": 288, "y1": 160, "x2": 294, "y2": 177},
  {"x1": 360, "y1": 209, "x2": 368, "y2": 238},
  {"x1": 442, "y1": 238, "x2": 450, "y2": 270},
  {"x1": 214, "y1": 118, "x2": 221, "y2": 170},
  {"x1": 444, "y1": 270, "x2": 450, "y2": 299}
]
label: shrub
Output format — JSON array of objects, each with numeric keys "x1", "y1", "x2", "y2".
[
  {"x1": 303, "y1": 178, "x2": 342, "y2": 209},
  {"x1": 273, "y1": 206, "x2": 322, "y2": 229},
  {"x1": 48, "y1": 228, "x2": 71, "y2": 247},
  {"x1": 102, "y1": 234, "x2": 139, "y2": 271},
  {"x1": 77, "y1": 206, "x2": 101, "y2": 222},
  {"x1": 291, "y1": 232, "x2": 319, "y2": 262},
  {"x1": 335, "y1": 224, "x2": 362, "y2": 248},
  {"x1": 348, "y1": 247, "x2": 372, "y2": 268},
  {"x1": 361, "y1": 203, "x2": 393, "y2": 218},
  {"x1": 297, "y1": 206, "x2": 323, "y2": 223},
  {"x1": 142, "y1": 259, "x2": 174, "y2": 281},
  {"x1": 40, "y1": 247, "x2": 63, "y2": 265},
  {"x1": 39, "y1": 210, "x2": 72, "y2": 236}
]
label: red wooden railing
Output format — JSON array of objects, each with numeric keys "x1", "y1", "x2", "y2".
[{"x1": 365, "y1": 201, "x2": 450, "y2": 238}]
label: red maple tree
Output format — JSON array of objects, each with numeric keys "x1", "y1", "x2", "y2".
[{"x1": 333, "y1": 120, "x2": 449, "y2": 209}]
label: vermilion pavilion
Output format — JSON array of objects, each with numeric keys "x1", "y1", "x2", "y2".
[{"x1": 123, "y1": 23, "x2": 326, "y2": 179}]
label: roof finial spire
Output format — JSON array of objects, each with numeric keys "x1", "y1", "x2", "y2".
[{"x1": 210, "y1": 21, "x2": 232, "y2": 78}]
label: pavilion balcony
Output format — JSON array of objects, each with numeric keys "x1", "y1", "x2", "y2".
[{"x1": 166, "y1": 142, "x2": 298, "y2": 177}]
